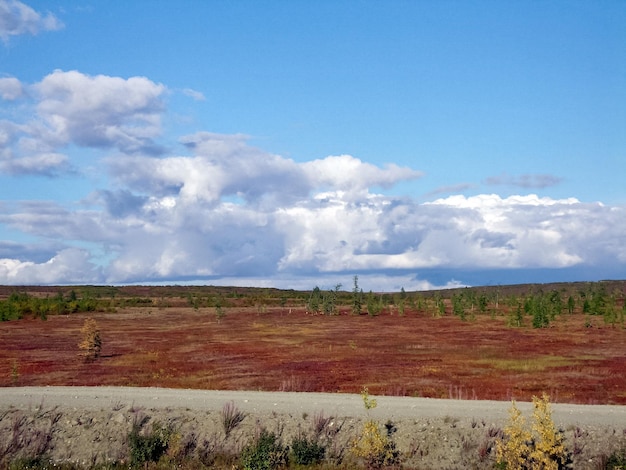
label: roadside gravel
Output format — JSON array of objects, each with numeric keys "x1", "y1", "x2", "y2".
[
  {"x1": 1, "y1": 387, "x2": 625, "y2": 468},
  {"x1": 2, "y1": 386, "x2": 625, "y2": 427}
]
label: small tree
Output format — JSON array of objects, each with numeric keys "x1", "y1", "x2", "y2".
[
  {"x1": 496, "y1": 394, "x2": 571, "y2": 469},
  {"x1": 352, "y1": 276, "x2": 362, "y2": 315},
  {"x1": 308, "y1": 286, "x2": 322, "y2": 314},
  {"x1": 529, "y1": 394, "x2": 570, "y2": 469},
  {"x1": 496, "y1": 400, "x2": 531, "y2": 468},
  {"x1": 78, "y1": 318, "x2": 102, "y2": 360},
  {"x1": 351, "y1": 387, "x2": 401, "y2": 469}
]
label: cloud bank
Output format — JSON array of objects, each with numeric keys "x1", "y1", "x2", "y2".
[{"x1": 1, "y1": 70, "x2": 625, "y2": 290}]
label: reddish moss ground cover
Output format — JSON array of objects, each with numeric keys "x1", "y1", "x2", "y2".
[{"x1": 1, "y1": 298, "x2": 625, "y2": 404}]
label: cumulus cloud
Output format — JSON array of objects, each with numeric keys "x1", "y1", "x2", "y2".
[
  {"x1": 0, "y1": 0, "x2": 63, "y2": 41},
  {"x1": 303, "y1": 154, "x2": 423, "y2": 198},
  {"x1": 35, "y1": 70, "x2": 166, "y2": 154},
  {"x1": 0, "y1": 70, "x2": 167, "y2": 176},
  {"x1": 1, "y1": 70, "x2": 624, "y2": 288},
  {"x1": 0, "y1": 76, "x2": 23, "y2": 99},
  {"x1": 2, "y1": 142, "x2": 626, "y2": 286},
  {"x1": 0, "y1": 248, "x2": 101, "y2": 284}
]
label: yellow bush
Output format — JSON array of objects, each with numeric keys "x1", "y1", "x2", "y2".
[
  {"x1": 530, "y1": 393, "x2": 568, "y2": 470},
  {"x1": 351, "y1": 419, "x2": 399, "y2": 469},
  {"x1": 496, "y1": 394, "x2": 571, "y2": 469},
  {"x1": 496, "y1": 400, "x2": 531, "y2": 469},
  {"x1": 351, "y1": 387, "x2": 400, "y2": 469}
]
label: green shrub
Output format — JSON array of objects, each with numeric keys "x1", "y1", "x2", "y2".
[
  {"x1": 290, "y1": 434, "x2": 325, "y2": 465},
  {"x1": 605, "y1": 449, "x2": 626, "y2": 469},
  {"x1": 128, "y1": 421, "x2": 171, "y2": 466},
  {"x1": 240, "y1": 429, "x2": 288, "y2": 470}
]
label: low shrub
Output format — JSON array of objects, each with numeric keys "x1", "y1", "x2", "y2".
[
  {"x1": 127, "y1": 421, "x2": 172, "y2": 467},
  {"x1": 351, "y1": 388, "x2": 401, "y2": 469},
  {"x1": 221, "y1": 401, "x2": 247, "y2": 438},
  {"x1": 291, "y1": 434, "x2": 325, "y2": 466},
  {"x1": 240, "y1": 429, "x2": 288, "y2": 470},
  {"x1": 351, "y1": 420, "x2": 401, "y2": 470},
  {"x1": 604, "y1": 448, "x2": 626, "y2": 469}
]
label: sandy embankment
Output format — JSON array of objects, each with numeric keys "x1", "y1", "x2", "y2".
[{"x1": 1, "y1": 387, "x2": 625, "y2": 468}]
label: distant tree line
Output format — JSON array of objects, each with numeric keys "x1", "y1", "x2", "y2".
[
  {"x1": 0, "y1": 290, "x2": 99, "y2": 321},
  {"x1": 3, "y1": 281, "x2": 625, "y2": 329}
]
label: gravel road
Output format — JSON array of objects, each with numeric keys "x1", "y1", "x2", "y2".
[{"x1": 2, "y1": 386, "x2": 624, "y2": 428}]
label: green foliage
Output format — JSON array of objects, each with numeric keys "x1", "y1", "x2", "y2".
[
  {"x1": 605, "y1": 448, "x2": 626, "y2": 469},
  {"x1": 322, "y1": 284, "x2": 342, "y2": 315},
  {"x1": 525, "y1": 293, "x2": 551, "y2": 328},
  {"x1": 0, "y1": 291, "x2": 99, "y2": 322},
  {"x1": 352, "y1": 276, "x2": 363, "y2": 316},
  {"x1": 507, "y1": 303, "x2": 525, "y2": 327},
  {"x1": 307, "y1": 287, "x2": 322, "y2": 314},
  {"x1": 240, "y1": 429, "x2": 288, "y2": 470},
  {"x1": 433, "y1": 293, "x2": 446, "y2": 317},
  {"x1": 290, "y1": 435, "x2": 325, "y2": 465},
  {"x1": 478, "y1": 293, "x2": 489, "y2": 313},
  {"x1": 0, "y1": 299, "x2": 21, "y2": 321},
  {"x1": 214, "y1": 297, "x2": 226, "y2": 322},
  {"x1": 452, "y1": 293, "x2": 466, "y2": 320},
  {"x1": 128, "y1": 421, "x2": 172, "y2": 466},
  {"x1": 366, "y1": 291, "x2": 383, "y2": 317}
]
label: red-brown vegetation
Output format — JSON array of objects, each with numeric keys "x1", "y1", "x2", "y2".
[{"x1": 1, "y1": 283, "x2": 625, "y2": 404}]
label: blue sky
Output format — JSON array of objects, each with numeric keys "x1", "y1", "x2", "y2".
[{"x1": 0, "y1": 0, "x2": 625, "y2": 291}]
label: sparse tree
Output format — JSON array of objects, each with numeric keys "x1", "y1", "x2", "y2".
[
  {"x1": 308, "y1": 286, "x2": 322, "y2": 314},
  {"x1": 352, "y1": 276, "x2": 362, "y2": 315},
  {"x1": 78, "y1": 318, "x2": 101, "y2": 360}
]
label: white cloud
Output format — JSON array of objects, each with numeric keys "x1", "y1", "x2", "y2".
[
  {"x1": 0, "y1": 71, "x2": 167, "y2": 175},
  {"x1": 2, "y1": 184, "x2": 626, "y2": 286},
  {"x1": 303, "y1": 154, "x2": 423, "y2": 198},
  {"x1": 0, "y1": 76, "x2": 23, "y2": 99},
  {"x1": 0, "y1": 151, "x2": 70, "y2": 175},
  {"x1": 0, "y1": 248, "x2": 100, "y2": 284},
  {"x1": 3, "y1": 122, "x2": 626, "y2": 286},
  {"x1": 182, "y1": 88, "x2": 206, "y2": 101},
  {"x1": 110, "y1": 132, "x2": 310, "y2": 206},
  {"x1": 0, "y1": 0, "x2": 63, "y2": 41},
  {"x1": 1, "y1": 71, "x2": 625, "y2": 287},
  {"x1": 35, "y1": 70, "x2": 166, "y2": 154}
]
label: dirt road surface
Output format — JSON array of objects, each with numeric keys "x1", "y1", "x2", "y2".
[{"x1": 1, "y1": 386, "x2": 625, "y2": 428}]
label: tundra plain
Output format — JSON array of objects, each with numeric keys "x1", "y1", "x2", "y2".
[{"x1": 1, "y1": 282, "x2": 626, "y2": 469}]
